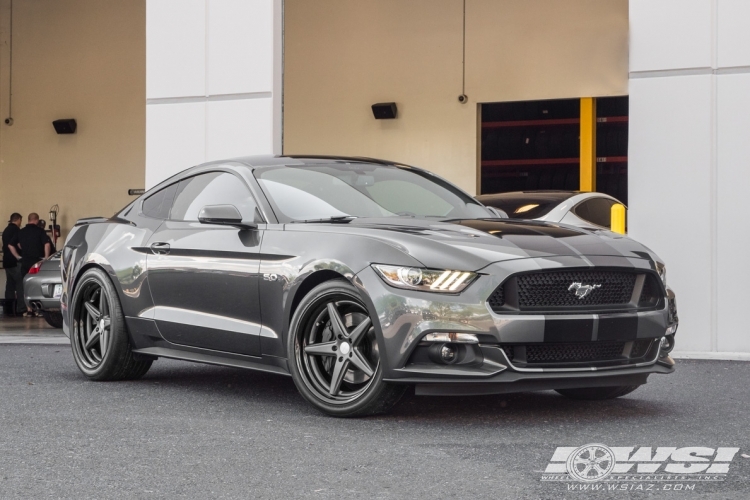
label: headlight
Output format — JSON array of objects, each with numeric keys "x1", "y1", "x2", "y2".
[
  {"x1": 372, "y1": 264, "x2": 478, "y2": 293},
  {"x1": 655, "y1": 262, "x2": 667, "y2": 286}
]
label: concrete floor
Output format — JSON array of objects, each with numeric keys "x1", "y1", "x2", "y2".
[
  {"x1": 0, "y1": 316, "x2": 68, "y2": 344},
  {"x1": 0, "y1": 320, "x2": 748, "y2": 499}
]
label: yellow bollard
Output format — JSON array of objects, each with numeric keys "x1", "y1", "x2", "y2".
[{"x1": 611, "y1": 203, "x2": 626, "y2": 234}]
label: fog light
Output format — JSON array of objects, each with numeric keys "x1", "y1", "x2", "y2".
[
  {"x1": 660, "y1": 334, "x2": 675, "y2": 354},
  {"x1": 423, "y1": 332, "x2": 478, "y2": 343},
  {"x1": 428, "y1": 343, "x2": 460, "y2": 365},
  {"x1": 441, "y1": 344, "x2": 457, "y2": 363}
]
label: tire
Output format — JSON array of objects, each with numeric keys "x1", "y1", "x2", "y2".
[
  {"x1": 69, "y1": 267, "x2": 153, "y2": 381},
  {"x1": 555, "y1": 385, "x2": 641, "y2": 400},
  {"x1": 42, "y1": 311, "x2": 63, "y2": 329},
  {"x1": 287, "y1": 280, "x2": 407, "y2": 417}
]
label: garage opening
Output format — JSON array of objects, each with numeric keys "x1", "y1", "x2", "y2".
[{"x1": 479, "y1": 96, "x2": 629, "y2": 205}]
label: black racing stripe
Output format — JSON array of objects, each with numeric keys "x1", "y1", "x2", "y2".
[
  {"x1": 131, "y1": 247, "x2": 294, "y2": 261},
  {"x1": 544, "y1": 318, "x2": 594, "y2": 342},
  {"x1": 597, "y1": 315, "x2": 638, "y2": 341},
  {"x1": 586, "y1": 255, "x2": 637, "y2": 268},
  {"x1": 501, "y1": 235, "x2": 578, "y2": 257}
]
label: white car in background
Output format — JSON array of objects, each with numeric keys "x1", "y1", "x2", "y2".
[{"x1": 476, "y1": 191, "x2": 625, "y2": 230}]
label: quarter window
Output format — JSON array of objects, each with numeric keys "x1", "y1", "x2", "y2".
[
  {"x1": 170, "y1": 172, "x2": 259, "y2": 222},
  {"x1": 141, "y1": 183, "x2": 178, "y2": 219}
]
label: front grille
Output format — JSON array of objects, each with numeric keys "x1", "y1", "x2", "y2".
[
  {"x1": 517, "y1": 270, "x2": 635, "y2": 308},
  {"x1": 488, "y1": 286, "x2": 505, "y2": 310},
  {"x1": 500, "y1": 339, "x2": 653, "y2": 365},
  {"x1": 527, "y1": 341, "x2": 626, "y2": 363},
  {"x1": 487, "y1": 269, "x2": 664, "y2": 314},
  {"x1": 501, "y1": 345, "x2": 514, "y2": 361}
]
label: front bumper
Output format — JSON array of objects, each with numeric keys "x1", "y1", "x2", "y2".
[{"x1": 354, "y1": 256, "x2": 677, "y2": 391}]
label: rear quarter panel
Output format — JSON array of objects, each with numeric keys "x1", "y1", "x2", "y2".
[{"x1": 62, "y1": 220, "x2": 158, "y2": 336}]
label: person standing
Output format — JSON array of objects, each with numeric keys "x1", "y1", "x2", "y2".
[
  {"x1": 2, "y1": 213, "x2": 24, "y2": 315},
  {"x1": 37, "y1": 219, "x2": 56, "y2": 253},
  {"x1": 8, "y1": 213, "x2": 51, "y2": 317}
]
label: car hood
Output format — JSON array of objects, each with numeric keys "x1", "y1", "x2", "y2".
[{"x1": 291, "y1": 218, "x2": 660, "y2": 271}]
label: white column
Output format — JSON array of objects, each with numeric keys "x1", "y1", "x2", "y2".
[
  {"x1": 145, "y1": 0, "x2": 282, "y2": 188},
  {"x1": 629, "y1": 0, "x2": 750, "y2": 356}
]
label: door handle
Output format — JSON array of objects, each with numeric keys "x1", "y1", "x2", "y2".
[{"x1": 150, "y1": 242, "x2": 171, "y2": 255}]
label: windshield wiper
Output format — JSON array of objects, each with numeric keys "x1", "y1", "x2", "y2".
[{"x1": 291, "y1": 216, "x2": 358, "y2": 224}]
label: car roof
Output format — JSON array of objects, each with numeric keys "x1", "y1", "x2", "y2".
[
  {"x1": 146, "y1": 155, "x2": 424, "y2": 198},
  {"x1": 475, "y1": 190, "x2": 580, "y2": 205},
  {"x1": 228, "y1": 154, "x2": 413, "y2": 169}
]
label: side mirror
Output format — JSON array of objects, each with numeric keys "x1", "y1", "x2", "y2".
[
  {"x1": 486, "y1": 206, "x2": 508, "y2": 219},
  {"x1": 198, "y1": 205, "x2": 257, "y2": 230}
]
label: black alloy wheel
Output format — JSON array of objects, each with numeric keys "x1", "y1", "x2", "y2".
[
  {"x1": 74, "y1": 280, "x2": 112, "y2": 369},
  {"x1": 288, "y1": 280, "x2": 406, "y2": 417},
  {"x1": 70, "y1": 268, "x2": 153, "y2": 381}
]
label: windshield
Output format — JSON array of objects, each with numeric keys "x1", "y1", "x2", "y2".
[{"x1": 254, "y1": 164, "x2": 493, "y2": 222}]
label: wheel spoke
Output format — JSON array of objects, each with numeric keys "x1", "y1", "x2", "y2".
[
  {"x1": 85, "y1": 311, "x2": 93, "y2": 341},
  {"x1": 349, "y1": 348, "x2": 374, "y2": 377},
  {"x1": 100, "y1": 327, "x2": 108, "y2": 357},
  {"x1": 304, "y1": 341, "x2": 337, "y2": 357},
  {"x1": 84, "y1": 327, "x2": 101, "y2": 350},
  {"x1": 102, "y1": 316, "x2": 111, "y2": 328},
  {"x1": 347, "y1": 317, "x2": 371, "y2": 346},
  {"x1": 328, "y1": 358, "x2": 349, "y2": 395},
  {"x1": 84, "y1": 301, "x2": 100, "y2": 321},
  {"x1": 99, "y1": 288, "x2": 107, "y2": 315},
  {"x1": 326, "y1": 302, "x2": 347, "y2": 338}
]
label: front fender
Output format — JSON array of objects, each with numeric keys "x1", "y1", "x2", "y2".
[{"x1": 257, "y1": 227, "x2": 423, "y2": 357}]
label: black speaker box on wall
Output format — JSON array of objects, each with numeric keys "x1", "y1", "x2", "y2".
[
  {"x1": 52, "y1": 119, "x2": 77, "y2": 134},
  {"x1": 371, "y1": 103, "x2": 397, "y2": 119}
]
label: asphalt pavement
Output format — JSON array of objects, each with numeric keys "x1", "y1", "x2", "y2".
[{"x1": 0, "y1": 342, "x2": 749, "y2": 499}]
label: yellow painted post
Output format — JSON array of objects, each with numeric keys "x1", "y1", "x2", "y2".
[
  {"x1": 580, "y1": 97, "x2": 596, "y2": 192},
  {"x1": 611, "y1": 203, "x2": 626, "y2": 234}
]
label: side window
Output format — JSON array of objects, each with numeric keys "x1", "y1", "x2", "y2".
[
  {"x1": 170, "y1": 172, "x2": 259, "y2": 222},
  {"x1": 573, "y1": 198, "x2": 617, "y2": 228},
  {"x1": 141, "y1": 183, "x2": 178, "y2": 219}
]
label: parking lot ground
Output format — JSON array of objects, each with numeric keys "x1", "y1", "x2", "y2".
[{"x1": 0, "y1": 342, "x2": 749, "y2": 499}]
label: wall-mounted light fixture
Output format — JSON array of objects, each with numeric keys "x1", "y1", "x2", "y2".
[
  {"x1": 371, "y1": 102, "x2": 397, "y2": 119},
  {"x1": 52, "y1": 119, "x2": 77, "y2": 134}
]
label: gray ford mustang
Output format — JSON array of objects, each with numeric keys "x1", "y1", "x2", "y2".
[{"x1": 61, "y1": 155, "x2": 678, "y2": 417}]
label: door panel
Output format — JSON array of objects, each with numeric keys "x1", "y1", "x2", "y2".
[
  {"x1": 147, "y1": 222, "x2": 264, "y2": 356},
  {"x1": 144, "y1": 170, "x2": 266, "y2": 356}
]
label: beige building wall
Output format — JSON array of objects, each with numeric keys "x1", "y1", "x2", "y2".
[
  {"x1": 0, "y1": 0, "x2": 146, "y2": 240},
  {"x1": 283, "y1": 0, "x2": 628, "y2": 194}
]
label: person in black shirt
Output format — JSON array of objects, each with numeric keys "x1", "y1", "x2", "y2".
[
  {"x1": 2, "y1": 213, "x2": 24, "y2": 315},
  {"x1": 8, "y1": 213, "x2": 51, "y2": 316},
  {"x1": 37, "y1": 219, "x2": 56, "y2": 253}
]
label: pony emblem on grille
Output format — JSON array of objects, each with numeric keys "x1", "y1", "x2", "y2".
[{"x1": 568, "y1": 282, "x2": 602, "y2": 299}]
